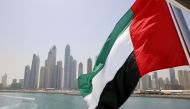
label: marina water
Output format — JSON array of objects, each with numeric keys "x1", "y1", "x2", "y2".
[{"x1": 0, "y1": 92, "x2": 190, "y2": 109}]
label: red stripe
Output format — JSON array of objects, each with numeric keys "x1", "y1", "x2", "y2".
[{"x1": 130, "y1": 0, "x2": 188, "y2": 76}]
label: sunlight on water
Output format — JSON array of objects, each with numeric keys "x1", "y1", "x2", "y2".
[{"x1": 0, "y1": 95, "x2": 36, "y2": 101}]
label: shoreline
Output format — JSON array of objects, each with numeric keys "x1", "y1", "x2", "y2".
[
  {"x1": 1, "y1": 90, "x2": 190, "y2": 100},
  {"x1": 131, "y1": 94, "x2": 190, "y2": 100},
  {"x1": 0, "y1": 89, "x2": 80, "y2": 96}
]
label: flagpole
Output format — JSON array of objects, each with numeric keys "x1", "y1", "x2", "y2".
[{"x1": 167, "y1": 1, "x2": 190, "y2": 65}]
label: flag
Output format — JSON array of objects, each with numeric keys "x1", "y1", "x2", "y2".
[{"x1": 78, "y1": 0, "x2": 189, "y2": 109}]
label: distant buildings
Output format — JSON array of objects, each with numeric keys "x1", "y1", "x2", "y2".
[
  {"x1": 152, "y1": 72, "x2": 158, "y2": 90},
  {"x1": 45, "y1": 46, "x2": 56, "y2": 88},
  {"x1": 158, "y1": 77, "x2": 165, "y2": 89},
  {"x1": 178, "y1": 70, "x2": 190, "y2": 90},
  {"x1": 39, "y1": 67, "x2": 45, "y2": 89},
  {"x1": 23, "y1": 54, "x2": 40, "y2": 89},
  {"x1": 11, "y1": 79, "x2": 23, "y2": 89},
  {"x1": 1, "y1": 73, "x2": 7, "y2": 88},
  {"x1": 63, "y1": 45, "x2": 78, "y2": 90},
  {"x1": 140, "y1": 74, "x2": 151, "y2": 91},
  {"x1": 70, "y1": 59, "x2": 77, "y2": 90},
  {"x1": 64, "y1": 45, "x2": 71, "y2": 90},
  {"x1": 78, "y1": 62, "x2": 83, "y2": 77},
  {"x1": 169, "y1": 68, "x2": 176, "y2": 85},
  {"x1": 39, "y1": 46, "x2": 63, "y2": 89},
  {"x1": 87, "y1": 58, "x2": 92, "y2": 73},
  {"x1": 19, "y1": 79, "x2": 24, "y2": 88},
  {"x1": 29, "y1": 54, "x2": 40, "y2": 89},
  {"x1": 53, "y1": 61, "x2": 63, "y2": 89},
  {"x1": 137, "y1": 69, "x2": 188, "y2": 92},
  {"x1": 24, "y1": 65, "x2": 30, "y2": 88},
  {"x1": 19, "y1": 44, "x2": 190, "y2": 91}
]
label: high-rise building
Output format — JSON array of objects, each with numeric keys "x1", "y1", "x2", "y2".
[
  {"x1": 87, "y1": 58, "x2": 92, "y2": 73},
  {"x1": 1, "y1": 73, "x2": 7, "y2": 87},
  {"x1": 53, "y1": 61, "x2": 63, "y2": 89},
  {"x1": 140, "y1": 76, "x2": 146, "y2": 92},
  {"x1": 72, "y1": 60, "x2": 77, "y2": 90},
  {"x1": 39, "y1": 67, "x2": 45, "y2": 89},
  {"x1": 29, "y1": 54, "x2": 40, "y2": 89},
  {"x1": 78, "y1": 62, "x2": 83, "y2": 78},
  {"x1": 169, "y1": 68, "x2": 176, "y2": 85},
  {"x1": 158, "y1": 77, "x2": 165, "y2": 89},
  {"x1": 63, "y1": 44, "x2": 78, "y2": 90},
  {"x1": 178, "y1": 70, "x2": 190, "y2": 90},
  {"x1": 46, "y1": 46, "x2": 56, "y2": 88},
  {"x1": 44, "y1": 59, "x2": 48, "y2": 88},
  {"x1": 64, "y1": 44, "x2": 71, "y2": 90},
  {"x1": 152, "y1": 72, "x2": 158, "y2": 90},
  {"x1": 69, "y1": 56, "x2": 73, "y2": 90},
  {"x1": 165, "y1": 77, "x2": 170, "y2": 85},
  {"x1": 145, "y1": 75, "x2": 152, "y2": 89},
  {"x1": 140, "y1": 74, "x2": 151, "y2": 91},
  {"x1": 24, "y1": 65, "x2": 30, "y2": 88}
]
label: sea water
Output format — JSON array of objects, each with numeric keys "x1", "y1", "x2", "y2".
[{"x1": 0, "y1": 92, "x2": 190, "y2": 109}]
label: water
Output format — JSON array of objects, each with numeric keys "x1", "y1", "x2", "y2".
[{"x1": 0, "y1": 92, "x2": 190, "y2": 109}]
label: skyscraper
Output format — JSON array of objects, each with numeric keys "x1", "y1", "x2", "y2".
[
  {"x1": 87, "y1": 58, "x2": 92, "y2": 73},
  {"x1": 139, "y1": 76, "x2": 146, "y2": 91},
  {"x1": 152, "y1": 72, "x2": 158, "y2": 90},
  {"x1": 140, "y1": 74, "x2": 151, "y2": 91},
  {"x1": 24, "y1": 65, "x2": 30, "y2": 89},
  {"x1": 42, "y1": 59, "x2": 48, "y2": 88},
  {"x1": 178, "y1": 70, "x2": 190, "y2": 90},
  {"x1": 165, "y1": 77, "x2": 170, "y2": 85},
  {"x1": 39, "y1": 66, "x2": 45, "y2": 89},
  {"x1": 46, "y1": 46, "x2": 56, "y2": 88},
  {"x1": 1, "y1": 73, "x2": 7, "y2": 87},
  {"x1": 169, "y1": 68, "x2": 176, "y2": 85},
  {"x1": 69, "y1": 56, "x2": 73, "y2": 90},
  {"x1": 158, "y1": 77, "x2": 165, "y2": 89},
  {"x1": 72, "y1": 59, "x2": 77, "y2": 90},
  {"x1": 29, "y1": 54, "x2": 40, "y2": 89},
  {"x1": 53, "y1": 61, "x2": 63, "y2": 89},
  {"x1": 78, "y1": 62, "x2": 83, "y2": 78},
  {"x1": 145, "y1": 75, "x2": 152, "y2": 89},
  {"x1": 64, "y1": 44, "x2": 71, "y2": 90}
]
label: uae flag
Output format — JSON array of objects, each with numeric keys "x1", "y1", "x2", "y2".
[{"x1": 78, "y1": 0, "x2": 189, "y2": 109}]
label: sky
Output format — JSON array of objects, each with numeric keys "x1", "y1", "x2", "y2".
[
  {"x1": 0, "y1": 0, "x2": 189, "y2": 84},
  {"x1": 0, "y1": 0, "x2": 135, "y2": 84}
]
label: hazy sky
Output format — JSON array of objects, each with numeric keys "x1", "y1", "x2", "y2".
[
  {"x1": 0, "y1": 0, "x2": 189, "y2": 84},
  {"x1": 0, "y1": 0, "x2": 135, "y2": 84}
]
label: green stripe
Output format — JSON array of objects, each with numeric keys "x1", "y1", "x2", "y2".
[{"x1": 78, "y1": 8, "x2": 134, "y2": 97}]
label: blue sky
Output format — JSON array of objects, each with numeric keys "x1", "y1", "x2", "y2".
[{"x1": 0, "y1": 0, "x2": 189, "y2": 84}]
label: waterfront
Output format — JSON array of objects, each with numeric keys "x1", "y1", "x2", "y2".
[{"x1": 0, "y1": 92, "x2": 190, "y2": 109}]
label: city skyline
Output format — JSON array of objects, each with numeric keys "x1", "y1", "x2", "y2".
[
  {"x1": 1, "y1": 44, "x2": 96, "y2": 84},
  {"x1": 1, "y1": 45, "x2": 190, "y2": 86},
  {"x1": 0, "y1": 0, "x2": 135, "y2": 84},
  {"x1": 1, "y1": 64, "x2": 190, "y2": 90},
  {"x1": 22, "y1": 45, "x2": 93, "y2": 90},
  {"x1": 0, "y1": 0, "x2": 190, "y2": 84}
]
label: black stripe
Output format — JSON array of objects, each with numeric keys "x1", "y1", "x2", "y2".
[{"x1": 96, "y1": 51, "x2": 141, "y2": 109}]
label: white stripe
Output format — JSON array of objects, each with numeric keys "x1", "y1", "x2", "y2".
[{"x1": 84, "y1": 27, "x2": 134, "y2": 109}]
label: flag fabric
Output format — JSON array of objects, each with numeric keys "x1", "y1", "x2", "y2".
[{"x1": 78, "y1": 0, "x2": 189, "y2": 109}]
